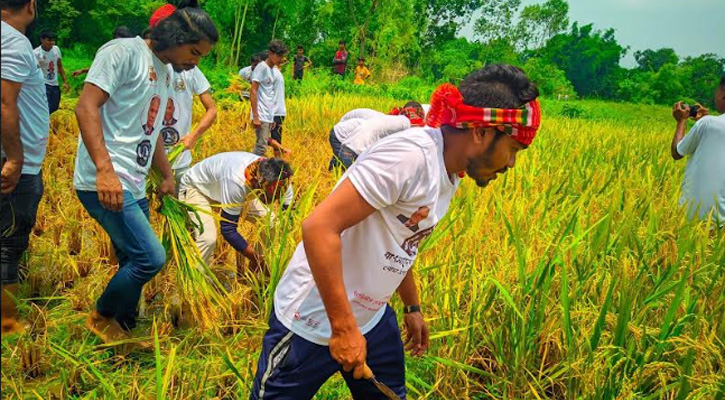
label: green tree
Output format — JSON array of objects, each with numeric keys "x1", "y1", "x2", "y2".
[
  {"x1": 515, "y1": 0, "x2": 569, "y2": 51},
  {"x1": 540, "y1": 23, "x2": 626, "y2": 98},
  {"x1": 633, "y1": 48, "x2": 678, "y2": 72}
]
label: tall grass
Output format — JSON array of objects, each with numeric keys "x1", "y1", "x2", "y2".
[{"x1": 1, "y1": 94, "x2": 723, "y2": 399}]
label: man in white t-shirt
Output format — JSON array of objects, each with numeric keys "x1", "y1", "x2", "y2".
[
  {"x1": 250, "y1": 65, "x2": 541, "y2": 398},
  {"x1": 670, "y1": 76, "x2": 725, "y2": 227},
  {"x1": 34, "y1": 29, "x2": 69, "y2": 114},
  {"x1": 251, "y1": 40, "x2": 288, "y2": 156},
  {"x1": 179, "y1": 153, "x2": 293, "y2": 275},
  {"x1": 73, "y1": 6, "x2": 218, "y2": 344},
  {"x1": 1, "y1": 0, "x2": 50, "y2": 335},
  {"x1": 270, "y1": 64, "x2": 287, "y2": 158}
]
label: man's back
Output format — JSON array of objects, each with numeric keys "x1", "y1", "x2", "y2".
[{"x1": 676, "y1": 114, "x2": 725, "y2": 225}]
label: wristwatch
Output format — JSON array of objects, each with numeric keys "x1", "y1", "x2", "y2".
[{"x1": 403, "y1": 305, "x2": 421, "y2": 314}]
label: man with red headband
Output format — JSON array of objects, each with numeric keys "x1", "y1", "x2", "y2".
[
  {"x1": 250, "y1": 64, "x2": 541, "y2": 398},
  {"x1": 178, "y1": 152, "x2": 294, "y2": 277},
  {"x1": 149, "y1": 1, "x2": 218, "y2": 188}
]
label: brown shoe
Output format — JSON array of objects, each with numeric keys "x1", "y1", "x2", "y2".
[{"x1": 85, "y1": 310, "x2": 129, "y2": 344}]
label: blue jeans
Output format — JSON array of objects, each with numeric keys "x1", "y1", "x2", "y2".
[
  {"x1": 328, "y1": 129, "x2": 358, "y2": 171},
  {"x1": 251, "y1": 305, "x2": 406, "y2": 399},
  {"x1": 1, "y1": 172, "x2": 44, "y2": 284},
  {"x1": 76, "y1": 190, "x2": 166, "y2": 330}
]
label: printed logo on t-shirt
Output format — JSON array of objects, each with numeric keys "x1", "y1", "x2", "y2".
[
  {"x1": 141, "y1": 95, "x2": 161, "y2": 136},
  {"x1": 46, "y1": 60, "x2": 55, "y2": 81},
  {"x1": 174, "y1": 76, "x2": 187, "y2": 92},
  {"x1": 149, "y1": 66, "x2": 157, "y2": 85},
  {"x1": 161, "y1": 96, "x2": 180, "y2": 146},
  {"x1": 397, "y1": 206, "x2": 434, "y2": 256},
  {"x1": 396, "y1": 206, "x2": 430, "y2": 233},
  {"x1": 136, "y1": 140, "x2": 152, "y2": 167}
]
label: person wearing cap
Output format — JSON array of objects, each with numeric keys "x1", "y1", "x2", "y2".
[
  {"x1": 73, "y1": 5, "x2": 218, "y2": 344},
  {"x1": 149, "y1": 1, "x2": 218, "y2": 187},
  {"x1": 250, "y1": 64, "x2": 541, "y2": 399},
  {"x1": 34, "y1": 29, "x2": 69, "y2": 114},
  {"x1": 1, "y1": 0, "x2": 50, "y2": 335},
  {"x1": 178, "y1": 152, "x2": 294, "y2": 277}
]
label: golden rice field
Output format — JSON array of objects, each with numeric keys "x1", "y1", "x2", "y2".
[{"x1": 1, "y1": 93, "x2": 724, "y2": 399}]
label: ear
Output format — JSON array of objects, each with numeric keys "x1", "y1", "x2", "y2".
[{"x1": 471, "y1": 127, "x2": 494, "y2": 145}]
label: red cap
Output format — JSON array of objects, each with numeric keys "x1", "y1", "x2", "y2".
[{"x1": 149, "y1": 4, "x2": 177, "y2": 28}]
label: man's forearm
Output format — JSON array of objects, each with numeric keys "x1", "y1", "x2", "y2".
[
  {"x1": 152, "y1": 133, "x2": 173, "y2": 178},
  {"x1": 0, "y1": 104, "x2": 24, "y2": 162},
  {"x1": 76, "y1": 102, "x2": 113, "y2": 172},
  {"x1": 58, "y1": 62, "x2": 68, "y2": 85},
  {"x1": 190, "y1": 103, "x2": 217, "y2": 140},
  {"x1": 302, "y1": 221, "x2": 357, "y2": 332},
  {"x1": 397, "y1": 270, "x2": 420, "y2": 307},
  {"x1": 250, "y1": 85, "x2": 260, "y2": 119},
  {"x1": 671, "y1": 120, "x2": 687, "y2": 160}
]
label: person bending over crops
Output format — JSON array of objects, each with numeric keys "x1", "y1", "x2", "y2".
[
  {"x1": 328, "y1": 103, "x2": 426, "y2": 170},
  {"x1": 148, "y1": 3, "x2": 218, "y2": 188},
  {"x1": 669, "y1": 76, "x2": 725, "y2": 227},
  {"x1": 251, "y1": 40, "x2": 288, "y2": 156},
  {"x1": 1, "y1": 0, "x2": 50, "y2": 335},
  {"x1": 239, "y1": 52, "x2": 266, "y2": 83},
  {"x1": 178, "y1": 153, "x2": 293, "y2": 277},
  {"x1": 250, "y1": 64, "x2": 540, "y2": 399},
  {"x1": 73, "y1": 6, "x2": 218, "y2": 344}
]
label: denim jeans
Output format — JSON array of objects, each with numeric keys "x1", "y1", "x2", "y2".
[
  {"x1": 1, "y1": 172, "x2": 44, "y2": 284},
  {"x1": 327, "y1": 129, "x2": 358, "y2": 171},
  {"x1": 76, "y1": 190, "x2": 166, "y2": 330}
]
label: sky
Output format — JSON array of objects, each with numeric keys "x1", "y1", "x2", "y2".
[{"x1": 460, "y1": 0, "x2": 725, "y2": 68}]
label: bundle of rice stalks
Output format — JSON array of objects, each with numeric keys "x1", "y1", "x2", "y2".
[
  {"x1": 148, "y1": 144, "x2": 231, "y2": 330},
  {"x1": 159, "y1": 196, "x2": 230, "y2": 329}
]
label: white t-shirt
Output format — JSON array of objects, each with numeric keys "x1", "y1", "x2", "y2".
[
  {"x1": 33, "y1": 45, "x2": 62, "y2": 86},
  {"x1": 179, "y1": 152, "x2": 293, "y2": 216},
  {"x1": 251, "y1": 62, "x2": 276, "y2": 123},
  {"x1": 676, "y1": 114, "x2": 725, "y2": 225},
  {"x1": 1, "y1": 22, "x2": 50, "y2": 175},
  {"x1": 339, "y1": 108, "x2": 385, "y2": 123},
  {"x1": 342, "y1": 115, "x2": 411, "y2": 154},
  {"x1": 162, "y1": 67, "x2": 211, "y2": 170},
  {"x1": 73, "y1": 37, "x2": 170, "y2": 200},
  {"x1": 274, "y1": 127, "x2": 460, "y2": 345},
  {"x1": 239, "y1": 66, "x2": 252, "y2": 83},
  {"x1": 273, "y1": 66, "x2": 286, "y2": 117}
]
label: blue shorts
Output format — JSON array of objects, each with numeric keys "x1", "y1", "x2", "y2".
[{"x1": 251, "y1": 305, "x2": 406, "y2": 399}]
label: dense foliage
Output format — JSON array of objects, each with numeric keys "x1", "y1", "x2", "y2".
[{"x1": 31, "y1": 0, "x2": 724, "y2": 106}]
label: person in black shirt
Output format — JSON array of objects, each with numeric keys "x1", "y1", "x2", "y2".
[{"x1": 292, "y1": 45, "x2": 312, "y2": 80}]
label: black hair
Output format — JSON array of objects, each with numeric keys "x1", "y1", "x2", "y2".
[
  {"x1": 172, "y1": 0, "x2": 198, "y2": 7},
  {"x1": 259, "y1": 158, "x2": 293, "y2": 182},
  {"x1": 297, "y1": 45, "x2": 304, "y2": 51},
  {"x1": 40, "y1": 29, "x2": 57, "y2": 40},
  {"x1": 0, "y1": 0, "x2": 30, "y2": 11},
  {"x1": 268, "y1": 39, "x2": 288, "y2": 56},
  {"x1": 141, "y1": 28, "x2": 152, "y2": 39},
  {"x1": 260, "y1": 51, "x2": 269, "y2": 60},
  {"x1": 720, "y1": 75, "x2": 725, "y2": 89},
  {"x1": 459, "y1": 64, "x2": 539, "y2": 109},
  {"x1": 358, "y1": 57, "x2": 365, "y2": 62},
  {"x1": 150, "y1": 7, "x2": 218, "y2": 52},
  {"x1": 113, "y1": 26, "x2": 134, "y2": 39},
  {"x1": 339, "y1": 40, "x2": 346, "y2": 45}
]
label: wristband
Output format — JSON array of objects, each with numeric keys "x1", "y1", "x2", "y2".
[{"x1": 403, "y1": 305, "x2": 421, "y2": 314}]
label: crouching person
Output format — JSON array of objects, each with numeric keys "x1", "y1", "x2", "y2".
[
  {"x1": 178, "y1": 152, "x2": 293, "y2": 277},
  {"x1": 73, "y1": 6, "x2": 218, "y2": 343}
]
